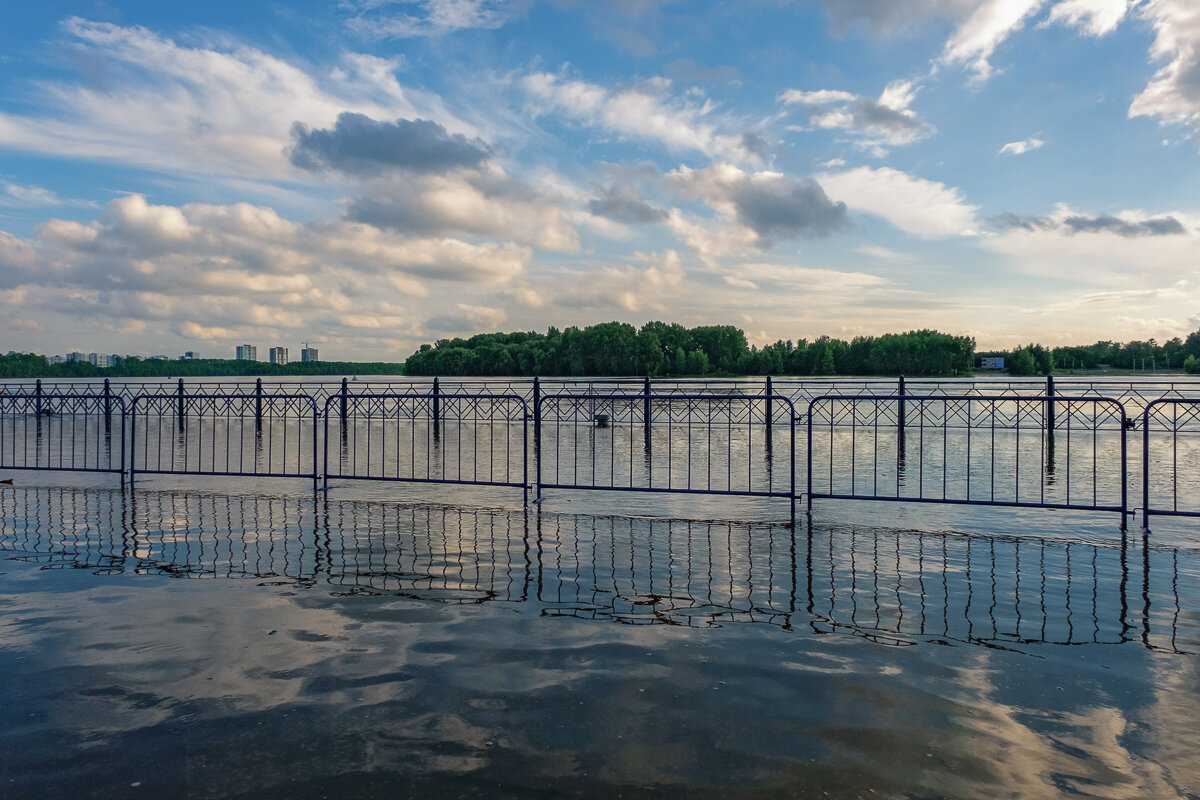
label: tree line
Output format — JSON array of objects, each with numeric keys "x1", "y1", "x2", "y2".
[
  {"x1": 403, "y1": 323, "x2": 977, "y2": 377},
  {"x1": 985, "y1": 330, "x2": 1200, "y2": 376}
]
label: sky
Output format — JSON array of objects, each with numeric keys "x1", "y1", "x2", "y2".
[{"x1": 1, "y1": 0, "x2": 1198, "y2": 360}]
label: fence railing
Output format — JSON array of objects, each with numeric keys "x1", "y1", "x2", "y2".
[
  {"x1": 129, "y1": 392, "x2": 319, "y2": 490},
  {"x1": 807, "y1": 394, "x2": 1128, "y2": 519},
  {"x1": 535, "y1": 392, "x2": 796, "y2": 518},
  {"x1": 1143, "y1": 399, "x2": 1200, "y2": 520},
  {"x1": 322, "y1": 392, "x2": 529, "y2": 500},
  {"x1": 4, "y1": 380, "x2": 1200, "y2": 528},
  {"x1": 0, "y1": 392, "x2": 126, "y2": 474}
]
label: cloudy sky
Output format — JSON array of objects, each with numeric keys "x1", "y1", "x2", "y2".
[{"x1": 1, "y1": 0, "x2": 1198, "y2": 360}]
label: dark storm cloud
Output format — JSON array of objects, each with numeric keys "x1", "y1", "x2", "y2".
[
  {"x1": 729, "y1": 177, "x2": 848, "y2": 241},
  {"x1": 288, "y1": 113, "x2": 492, "y2": 175},
  {"x1": 587, "y1": 185, "x2": 668, "y2": 224}
]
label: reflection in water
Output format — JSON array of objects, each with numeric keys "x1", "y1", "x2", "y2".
[{"x1": 0, "y1": 486, "x2": 1195, "y2": 653}]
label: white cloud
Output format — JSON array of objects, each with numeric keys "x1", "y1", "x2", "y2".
[
  {"x1": 0, "y1": 18, "x2": 464, "y2": 182},
  {"x1": 939, "y1": 0, "x2": 1047, "y2": 80},
  {"x1": 780, "y1": 80, "x2": 935, "y2": 152},
  {"x1": 816, "y1": 166, "x2": 980, "y2": 238},
  {"x1": 664, "y1": 162, "x2": 848, "y2": 258},
  {"x1": 522, "y1": 72, "x2": 757, "y2": 162},
  {"x1": 1044, "y1": 0, "x2": 1134, "y2": 35},
  {"x1": 553, "y1": 250, "x2": 687, "y2": 313},
  {"x1": 1129, "y1": 0, "x2": 1200, "y2": 140},
  {"x1": 999, "y1": 137, "x2": 1045, "y2": 154}
]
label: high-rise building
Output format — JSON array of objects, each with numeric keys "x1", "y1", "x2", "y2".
[
  {"x1": 88, "y1": 353, "x2": 109, "y2": 368},
  {"x1": 66, "y1": 351, "x2": 84, "y2": 363},
  {"x1": 235, "y1": 344, "x2": 257, "y2": 361},
  {"x1": 269, "y1": 347, "x2": 288, "y2": 365},
  {"x1": 301, "y1": 347, "x2": 318, "y2": 363}
]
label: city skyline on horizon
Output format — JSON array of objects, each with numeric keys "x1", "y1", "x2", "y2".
[{"x1": 1, "y1": 1, "x2": 1198, "y2": 359}]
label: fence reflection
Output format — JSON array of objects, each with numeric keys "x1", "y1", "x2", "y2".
[{"x1": 0, "y1": 486, "x2": 1194, "y2": 653}]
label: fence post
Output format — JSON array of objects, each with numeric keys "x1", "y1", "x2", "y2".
[
  {"x1": 1045, "y1": 373, "x2": 1056, "y2": 431},
  {"x1": 177, "y1": 378, "x2": 186, "y2": 431},
  {"x1": 339, "y1": 377, "x2": 349, "y2": 423},
  {"x1": 432, "y1": 376, "x2": 441, "y2": 427},
  {"x1": 765, "y1": 375, "x2": 774, "y2": 434},
  {"x1": 643, "y1": 375, "x2": 652, "y2": 445},
  {"x1": 35, "y1": 378, "x2": 43, "y2": 418},
  {"x1": 533, "y1": 376, "x2": 542, "y2": 499},
  {"x1": 897, "y1": 375, "x2": 906, "y2": 431},
  {"x1": 103, "y1": 378, "x2": 112, "y2": 426},
  {"x1": 254, "y1": 378, "x2": 263, "y2": 431}
]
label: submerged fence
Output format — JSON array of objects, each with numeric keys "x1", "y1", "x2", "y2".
[{"x1": 0, "y1": 376, "x2": 1198, "y2": 527}]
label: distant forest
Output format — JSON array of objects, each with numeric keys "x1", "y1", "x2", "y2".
[
  {"x1": 0, "y1": 354, "x2": 405, "y2": 379},
  {"x1": 5, "y1": 324, "x2": 1199, "y2": 380},
  {"x1": 406, "y1": 322, "x2": 1200, "y2": 378},
  {"x1": 405, "y1": 323, "x2": 976, "y2": 377}
]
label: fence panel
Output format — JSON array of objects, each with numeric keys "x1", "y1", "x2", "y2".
[
  {"x1": 0, "y1": 392, "x2": 125, "y2": 474},
  {"x1": 1143, "y1": 399, "x2": 1200, "y2": 521},
  {"x1": 536, "y1": 393, "x2": 796, "y2": 518},
  {"x1": 129, "y1": 392, "x2": 318, "y2": 487},
  {"x1": 322, "y1": 393, "x2": 529, "y2": 500},
  {"x1": 807, "y1": 394, "x2": 1128, "y2": 518}
]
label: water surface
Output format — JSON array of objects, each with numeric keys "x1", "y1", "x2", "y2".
[{"x1": 1, "y1": 485, "x2": 1198, "y2": 798}]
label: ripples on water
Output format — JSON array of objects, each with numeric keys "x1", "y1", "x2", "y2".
[{"x1": 1, "y1": 485, "x2": 1199, "y2": 798}]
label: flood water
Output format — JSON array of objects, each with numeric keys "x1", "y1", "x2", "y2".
[{"x1": 2, "y1": 478, "x2": 1199, "y2": 799}]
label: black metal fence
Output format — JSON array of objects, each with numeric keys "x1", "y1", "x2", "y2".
[
  {"x1": 322, "y1": 392, "x2": 528, "y2": 499},
  {"x1": 129, "y1": 391, "x2": 319, "y2": 490},
  {"x1": 3, "y1": 377, "x2": 1200, "y2": 527},
  {"x1": 1143, "y1": 399, "x2": 1200, "y2": 520},
  {"x1": 0, "y1": 392, "x2": 125, "y2": 475},
  {"x1": 535, "y1": 392, "x2": 796, "y2": 517},
  {"x1": 807, "y1": 394, "x2": 1128, "y2": 519}
]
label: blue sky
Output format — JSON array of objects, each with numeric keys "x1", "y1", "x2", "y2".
[{"x1": 1, "y1": 0, "x2": 1198, "y2": 360}]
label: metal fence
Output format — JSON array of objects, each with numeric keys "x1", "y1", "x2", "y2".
[
  {"x1": 1143, "y1": 399, "x2": 1200, "y2": 520},
  {"x1": 322, "y1": 392, "x2": 529, "y2": 499},
  {"x1": 0, "y1": 392, "x2": 125, "y2": 475},
  {"x1": 807, "y1": 394, "x2": 1129, "y2": 519},
  {"x1": 3, "y1": 377, "x2": 1200, "y2": 528},
  {"x1": 535, "y1": 392, "x2": 796, "y2": 517},
  {"x1": 129, "y1": 392, "x2": 319, "y2": 489}
]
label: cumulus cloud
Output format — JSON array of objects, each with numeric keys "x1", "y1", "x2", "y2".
[
  {"x1": 0, "y1": 18, "x2": 464, "y2": 182},
  {"x1": 990, "y1": 208, "x2": 1188, "y2": 236},
  {"x1": 289, "y1": 113, "x2": 492, "y2": 175},
  {"x1": 0, "y1": 196, "x2": 529, "y2": 333},
  {"x1": 1129, "y1": 0, "x2": 1200, "y2": 140},
  {"x1": 666, "y1": 162, "x2": 849, "y2": 250},
  {"x1": 780, "y1": 80, "x2": 935, "y2": 152},
  {"x1": 553, "y1": 250, "x2": 687, "y2": 313},
  {"x1": 816, "y1": 166, "x2": 980, "y2": 238},
  {"x1": 999, "y1": 137, "x2": 1045, "y2": 154},
  {"x1": 521, "y1": 72, "x2": 758, "y2": 161},
  {"x1": 587, "y1": 184, "x2": 668, "y2": 224},
  {"x1": 345, "y1": 170, "x2": 580, "y2": 250}
]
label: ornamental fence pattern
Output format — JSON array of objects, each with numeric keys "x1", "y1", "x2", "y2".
[{"x1": 1, "y1": 376, "x2": 1199, "y2": 528}]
